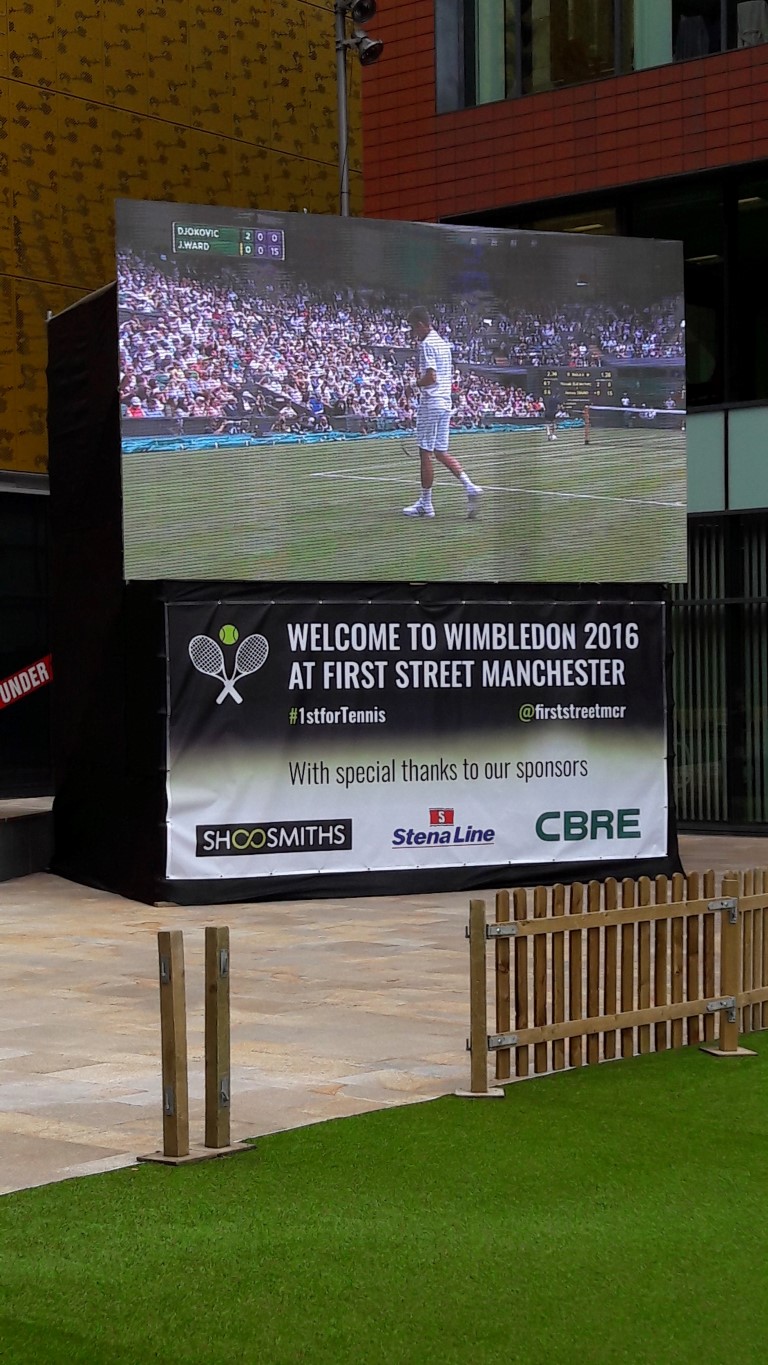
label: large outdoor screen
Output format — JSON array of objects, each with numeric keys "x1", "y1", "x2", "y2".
[{"x1": 116, "y1": 200, "x2": 686, "y2": 583}]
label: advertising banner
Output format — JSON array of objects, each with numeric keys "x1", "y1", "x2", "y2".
[{"x1": 165, "y1": 598, "x2": 668, "y2": 883}]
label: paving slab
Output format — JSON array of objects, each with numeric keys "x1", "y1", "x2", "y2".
[{"x1": 0, "y1": 833, "x2": 766, "y2": 1196}]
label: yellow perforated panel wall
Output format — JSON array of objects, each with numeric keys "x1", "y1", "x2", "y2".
[{"x1": 1, "y1": 0, "x2": 360, "y2": 471}]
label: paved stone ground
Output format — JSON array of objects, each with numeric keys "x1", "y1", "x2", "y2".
[{"x1": 1, "y1": 833, "x2": 767, "y2": 1196}]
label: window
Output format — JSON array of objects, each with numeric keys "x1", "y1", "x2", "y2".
[
  {"x1": 521, "y1": 0, "x2": 617, "y2": 95},
  {"x1": 436, "y1": 0, "x2": 768, "y2": 110},
  {"x1": 524, "y1": 207, "x2": 618, "y2": 235},
  {"x1": 630, "y1": 187, "x2": 724, "y2": 407},
  {"x1": 672, "y1": 1, "x2": 723, "y2": 60},
  {"x1": 731, "y1": 177, "x2": 768, "y2": 402}
]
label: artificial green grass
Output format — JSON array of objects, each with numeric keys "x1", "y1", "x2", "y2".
[
  {"x1": 122, "y1": 424, "x2": 687, "y2": 583},
  {"x1": 2, "y1": 1038, "x2": 767, "y2": 1364}
]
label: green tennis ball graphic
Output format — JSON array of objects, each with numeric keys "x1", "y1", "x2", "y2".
[{"x1": 219, "y1": 624, "x2": 239, "y2": 646}]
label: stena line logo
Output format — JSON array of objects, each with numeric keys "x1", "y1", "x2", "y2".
[
  {"x1": 393, "y1": 809, "x2": 495, "y2": 848},
  {"x1": 196, "y1": 820, "x2": 353, "y2": 857},
  {"x1": 188, "y1": 626, "x2": 269, "y2": 705}
]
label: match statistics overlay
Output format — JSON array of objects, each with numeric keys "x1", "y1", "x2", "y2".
[{"x1": 164, "y1": 599, "x2": 668, "y2": 882}]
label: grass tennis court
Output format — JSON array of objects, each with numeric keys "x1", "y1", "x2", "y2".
[
  {"x1": 122, "y1": 425, "x2": 687, "y2": 581},
  {"x1": 1, "y1": 1036, "x2": 766, "y2": 1364}
]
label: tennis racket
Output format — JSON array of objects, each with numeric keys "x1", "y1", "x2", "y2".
[
  {"x1": 216, "y1": 632, "x2": 270, "y2": 704},
  {"x1": 189, "y1": 635, "x2": 229, "y2": 693}
]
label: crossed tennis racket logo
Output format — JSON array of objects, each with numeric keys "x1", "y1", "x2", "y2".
[{"x1": 188, "y1": 633, "x2": 269, "y2": 704}]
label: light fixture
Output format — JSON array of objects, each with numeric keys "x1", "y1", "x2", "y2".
[
  {"x1": 349, "y1": 27, "x2": 384, "y2": 65},
  {"x1": 335, "y1": 0, "x2": 384, "y2": 217},
  {"x1": 344, "y1": 0, "x2": 378, "y2": 21}
]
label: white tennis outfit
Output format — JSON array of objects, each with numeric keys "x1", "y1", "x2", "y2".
[{"x1": 416, "y1": 329, "x2": 452, "y2": 451}]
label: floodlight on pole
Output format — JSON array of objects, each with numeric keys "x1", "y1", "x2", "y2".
[
  {"x1": 350, "y1": 29, "x2": 384, "y2": 65},
  {"x1": 335, "y1": 0, "x2": 384, "y2": 217},
  {"x1": 347, "y1": 0, "x2": 378, "y2": 20}
]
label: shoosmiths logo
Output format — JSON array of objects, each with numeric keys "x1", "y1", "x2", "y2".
[{"x1": 196, "y1": 820, "x2": 352, "y2": 857}]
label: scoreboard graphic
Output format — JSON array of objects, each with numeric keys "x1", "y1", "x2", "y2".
[
  {"x1": 172, "y1": 222, "x2": 285, "y2": 259},
  {"x1": 542, "y1": 367, "x2": 615, "y2": 409}
]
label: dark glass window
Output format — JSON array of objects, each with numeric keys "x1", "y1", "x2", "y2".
[
  {"x1": 672, "y1": 1, "x2": 723, "y2": 59},
  {"x1": 630, "y1": 188, "x2": 724, "y2": 407},
  {"x1": 525, "y1": 207, "x2": 618, "y2": 235},
  {"x1": 435, "y1": 1, "x2": 768, "y2": 111},
  {"x1": 731, "y1": 177, "x2": 768, "y2": 402},
  {"x1": 521, "y1": 0, "x2": 616, "y2": 95},
  {"x1": 435, "y1": 0, "x2": 468, "y2": 112}
]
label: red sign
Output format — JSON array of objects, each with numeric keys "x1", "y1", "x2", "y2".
[
  {"x1": 0, "y1": 655, "x2": 53, "y2": 709},
  {"x1": 429, "y1": 808, "x2": 454, "y2": 826}
]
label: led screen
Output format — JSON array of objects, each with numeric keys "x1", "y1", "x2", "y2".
[{"x1": 116, "y1": 200, "x2": 686, "y2": 582}]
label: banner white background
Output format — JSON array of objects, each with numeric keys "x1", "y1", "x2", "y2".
[{"x1": 165, "y1": 599, "x2": 668, "y2": 881}]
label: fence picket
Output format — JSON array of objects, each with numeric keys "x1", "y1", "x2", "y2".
[
  {"x1": 551, "y1": 884, "x2": 566, "y2": 1071},
  {"x1": 620, "y1": 879, "x2": 635, "y2": 1057},
  {"x1": 494, "y1": 889, "x2": 511, "y2": 1083},
  {"x1": 603, "y1": 878, "x2": 618, "y2": 1060},
  {"x1": 703, "y1": 870, "x2": 716, "y2": 1042},
  {"x1": 743, "y1": 870, "x2": 756, "y2": 1035},
  {"x1": 670, "y1": 872, "x2": 685, "y2": 1048},
  {"x1": 514, "y1": 888, "x2": 529, "y2": 1078},
  {"x1": 685, "y1": 871, "x2": 701, "y2": 1045},
  {"x1": 586, "y1": 882, "x2": 601, "y2": 1064},
  {"x1": 654, "y1": 874, "x2": 669, "y2": 1052},
  {"x1": 637, "y1": 876, "x2": 652, "y2": 1054},
  {"x1": 752, "y1": 871, "x2": 763, "y2": 1033},
  {"x1": 763, "y1": 870, "x2": 768, "y2": 1031},
  {"x1": 568, "y1": 882, "x2": 584, "y2": 1068},
  {"x1": 533, "y1": 886, "x2": 548, "y2": 1074}
]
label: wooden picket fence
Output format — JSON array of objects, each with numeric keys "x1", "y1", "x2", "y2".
[{"x1": 462, "y1": 869, "x2": 768, "y2": 1095}]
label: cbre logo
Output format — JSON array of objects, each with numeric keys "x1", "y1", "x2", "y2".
[{"x1": 535, "y1": 809, "x2": 642, "y2": 841}]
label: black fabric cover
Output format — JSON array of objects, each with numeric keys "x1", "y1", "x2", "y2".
[{"x1": 47, "y1": 286, "x2": 165, "y2": 902}]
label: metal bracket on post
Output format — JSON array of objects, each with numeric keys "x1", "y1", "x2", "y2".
[
  {"x1": 488, "y1": 1033, "x2": 518, "y2": 1051},
  {"x1": 705, "y1": 996, "x2": 737, "y2": 1024},
  {"x1": 486, "y1": 923, "x2": 519, "y2": 940},
  {"x1": 708, "y1": 897, "x2": 738, "y2": 924}
]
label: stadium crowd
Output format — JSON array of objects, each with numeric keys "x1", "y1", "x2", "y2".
[{"x1": 118, "y1": 253, "x2": 683, "y2": 430}]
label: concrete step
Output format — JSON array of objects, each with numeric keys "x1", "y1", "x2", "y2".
[{"x1": 0, "y1": 800, "x2": 53, "y2": 882}]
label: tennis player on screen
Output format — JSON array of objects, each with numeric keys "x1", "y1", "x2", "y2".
[{"x1": 403, "y1": 307, "x2": 483, "y2": 520}]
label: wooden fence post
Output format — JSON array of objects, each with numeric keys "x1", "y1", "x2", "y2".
[
  {"x1": 158, "y1": 929, "x2": 189, "y2": 1158},
  {"x1": 701, "y1": 873, "x2": 756, "y2": 1059},
  {"x1": 205, "y1": 925, "x2": 231, "y2": 1149},
  {"x1": 456, "y1": 899, "x2": 503, "y2": 1098},
  {"x1": 494, "y1": 891, "x2": 511, "y2": 1083}
]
